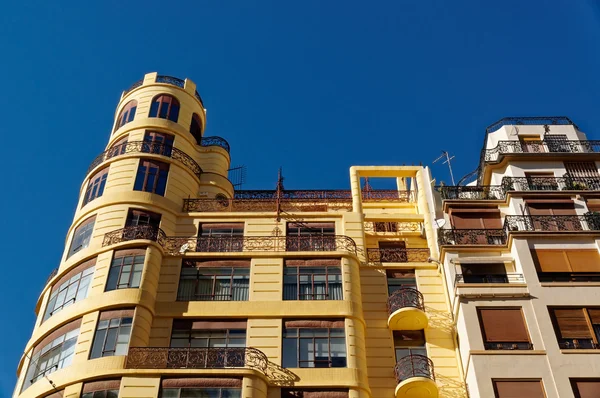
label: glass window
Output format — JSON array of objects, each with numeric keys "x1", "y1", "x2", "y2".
[
  {"x1": 143, "y1": 131, "x2": 174, "y2": 157},
  {"x1": 149, "y1": 95, "x2": 180, "y2": 122},
  {"x1": 134, "y1": 159, "x2": 169, "y2": 196},
  {"x1": 197, "y1": 224, "x2": 244, "y2": 252},
  {"x1": 126, "y1": 209, "x2": 161, "y2": 227},
  {"x1": 67, "y1": 216, "x2": 96, "y2": 258},
  {"x1": 286, "y1": 223, "x2": 336, "y2": 251},
  {"x1": 81, "y1": 390, "x2": 119, "y2": 398},
  {"x1": 177, "y1": 261, "x2": 249, "y2": 301},
  {"x1": 115, "y1": 100, "x2": 137, "y2": 130},
  {"x1": 189, "y1": 113, "x2": 203, "y2": 143},
  {"x1": 106, "y1": 136, "x2": 128, "y2": 159},
  {"x1": 282, "y1": 323, "x2": 346, "y2": 368},
  {"x1": 82, "y1": 167, "x2": 109, "y2": 206},
  {"x1": 160, "y1": 388, "x2": 241, "y2": 398},
  {"x1": 23, "y1": 327, "x2": 79, "y2": 390},
  {"x1": 394, "y1": 330, "x2": 427, "y2": 360},
  {"x1": 44, "y1": 266, "x2": 94, "y2": 321},
  {"x1": 105, "y1": 253, "x2": 145, "y2": 291},
  {"x1": 387, "y1": 269, "x2": 416, "y2": 295},
  {"x1": 90, "y1": 316, "x2": 133, "y2": 359},
  {"x1": 283, "y1": 263, "x2": 342, "y2": 300}
]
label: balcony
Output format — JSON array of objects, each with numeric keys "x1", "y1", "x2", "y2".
[
  {"x1": 484, "y1": 342, "x2": 533, "y2": 350},
  {"x1": 87, "y1": 141, "x2": 203, "y2": 179},
  {"x1": 558, "y1": 339, "x2": 600, "y2": 350},
  {"x1": 483, "y1": 139, "x2": 600, "y2": 164},
  {"x1": 538, "y1": 273, "x2": 600, "y2": 283},
  {"x1": 504, "y1": 214, "x2": 600, "y2": 233},
  {"x1": 366, "y1": 248, "x2": 430, "y2": 263},
  {"x1": 387, "y1": 288, "x2": 428, "y2": 330},
  {"x1": 436, "y1": 185, "x2": 506, "y2": 200},
  {"x1": 455, "y1": 273, "x2": 524, "y2": 285},
  {"x1": 394, "y1": 355, "x2": 438, "y2": 398},
  {"x1": 182, "y1": 189, "x2": 414, "y2": 212},
  {"x1": 363, "y1": 221, "x2": 424, "y2": 233},
  {"x1": 125, "y1": 347, "x2": 268, "y2": 373},
  {"x1": 102, "y1": 225, "x2": 166, "y2": 247},
  {"x1": 438, "y1": 229, "x2": 507, "y2": 246},
  {"x1": 163, "y1": 235, "x2": 357, "y2": 256},
  {"x1": 503, "y1": 176, "x2": 600, "y2": 192},
  {"x1": 155, "y1": 75, "x2": 204, "y2": 107}
]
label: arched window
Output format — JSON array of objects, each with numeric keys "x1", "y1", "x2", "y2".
[
  {"x1": 115, "y1": 100, "x2": 137, "y2": 130},
  {"x1": 190, "y1": 113, "x2": 203, "y2": 143},
  {"x1": 149, "y1": 95, "x2": 180, "y2": 122}
]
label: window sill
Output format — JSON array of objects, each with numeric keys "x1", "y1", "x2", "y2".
[
  {"x1": 470, "y1": 350, "x2": 546, "y2": 355},
  {"x1": 560, "y1": 349, "x2": 600, "y2": 354},
  {"x1": 455, "y1": 283, "x2": 527, "y2": 288},
  {"x1": 540, "y1": 282, "x2": 600, "y2": 287}
]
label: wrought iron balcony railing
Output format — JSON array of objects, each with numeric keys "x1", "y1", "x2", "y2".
[
  {"x1": 46, "y1": 267, "x2": 59, "y2": 285},
  {"x1": 163, "y1": 235, "x2": 358, "y2": 256},
  {"x1": 454, "y1": 273, "x2": 524, "y2": 286},
  {"x1": 394, "y1": 355, "x2": 435, "y2": 383},
  {"x1": 125, "y1": 347, "x2": 268, "y2": 372},
  {"x1": 387, "y1": 288, "x2": 425, "y2": 315},
  {"x1": 537, "y1": 272, "x2": 600, "y2": 283},
  {"x1": 438, "y1": 229, "x2": 507, "y2": 246},
  {"x1": 363, "y1": 221, "x2": 423, "y2": 233},
  {"x1": 484, "y1": 342, "x2": 533, "y2": 350},
  {"x1": 200, "y1": 136, "x2": 230, "y2": 153},
  {"x1": 87, "y1": 141, "x2": 203, "y2": 179},
  {"x1": 366, "y1": 248, "x2": 430, "y2": 263},
  {"x1": 558, "y1": 339, "x2": 600, "y2": 349},
  {"x1": 102, "y1": 225, "x2": 167, "y2": 247},
  {"x1": 502, "y1": 176, "x2": 600, "y2": 192},
  {"x1": 124, "y1": 79, "x2": 143, "y2": 94},
  {"x1": 436, "y1": 185, "x2": 506, "y2": 200},
  {"x1": 485, "y1": 116, "x2": 576, "y2": 134},
  {"x1": 504, "y1": 215, "x2": 600, "y2": 232},
  {"x1": 483, "y1": 139, "x2": 600, "y2": 164}
]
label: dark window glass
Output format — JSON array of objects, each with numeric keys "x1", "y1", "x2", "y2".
[
  {"x1": 149, "y1": 95, "x2": 180, "y2": 122},
  {"x1": 83, "y1": 168, "x2": 109, "y2": 206},
  {"x1": 283, "y1": 264, "x2": 342, "y2": 300},
  {"x1": 126, "y1": 209, "x2": 161, "y2": 227},
  {"x1": 115, "y1": 100, "x2": 137, "y2": 130},
  {"x1": 90, "y1": 317, "x2": 133, "y2": 359},
  {"x1": 67, "y1": 217, "x2": 95, "y2": 258},
  {"x1": 134, "y1": 160, "x2": 169, "y2": 196},
  {"x1": 143, "y1": 131, "x2": 174, "y2": 156},
  {"x1": 160, "y1": 388, "x2": 241, "y2": 398},
  {"x1": 189, "y1": 113, "x2": 203, "y2": 143},
  {"x1": 81, "y1": 390, "x2": 119, "y2": 398},
  {"x1": 105, "y1": 253, "x2": 145, "y2": 291},
  {"x1": 44, "y1": 267, "x2": 94, "y2": 321},
  {"x1": 197, "y1": 224, "x2": 244, "y2": 252},
  {"x1": 282, "y1": 324, "x2": 346, "y2": 368},
  {"x1": 387, "y1": 269, "x2": 416, "y2": 295}
]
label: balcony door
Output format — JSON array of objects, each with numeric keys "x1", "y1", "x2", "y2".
[
  {"x1": 519, "y1": 136, "x2": 543, "y2": 153},
  {"x1": 524, "y1": 172, "x2": 557, "y2": 191},
  {"x1": 450, "y1": 210, "x2": 503, "y2": 244},
  {"x1": 526, "y1": 201, "x2": 578, "y2": 231}
]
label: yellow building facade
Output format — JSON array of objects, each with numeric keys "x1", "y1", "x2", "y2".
[{"x1": 14, "y1": 73, "x2": 465, "y2": 398}]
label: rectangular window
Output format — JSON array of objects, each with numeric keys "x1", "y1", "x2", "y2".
[
  {"x1": 286, "y1": 222, "x2": 336, "y2": 251},
  {"x1": 177, "y1": 260, "x2": 250, "y2": 301},
  {"x1": 493, "y1": 380, "x2": 545, "y2": 398},
  {"x1": 477, "y1": 308, "x2": 532, "y2": 350},
  {"x1": 545, "y1": 134, "x2": 570, "y2": 152},
  {"x1": 81, "y1": 380, "x2": 121, "y2": 398},
  {"x1": 571, "y1": 379, "x2": 600, "y2": 398},
  {"x1": 83, "y1": 167, "x2": 109, "y2": 206},
  {"x1": 23, "y1": 320, "x2": 81, "y2": 390},
  {"x1": 531, "y1": 249, "x2": 600, "y2": 282},
  {"x1": 126, "y1": 209, "x2": 161, "y2": 227},
  {"x1": 105, "y1": 249, "x2": 145, "y2": 291},
  {"x1": 197, "y1": 223, "x2": 244, "y2": 252},
  {"x1": 282, "y1": 320, "x2": 346, "y2": 368},
  {"x1": 549, "y1": 307, "x2": 600, "y2": 349},
  {"x1": 283, "y1": 259, "x2": 342, "y2": 300},
  {"x1": 460, "y1": 263, "x2": 508, "y2": 284},
  {"x1": 394, "y1": 330, "x2": 427, "y2": 359},
  {"x1": 67, "y1": 216, "x2": 96, "y2": 258},
  {"x1": 106, "y1": 136, "x2": 128, "y2": 159},
  {"x1": 160, "y1": 387, "x2": 241, "y2": 398},
  {"x1": 90, "y1": 310, "x2": 134, "y2": 359},
  {"x1": 43, "y1": 258, "x2": 95, "y2": 321},
  {"x1": 387, "y1": 269, "x2": 416, "y2": 294},
  {"x1": 143, "y1": 131, "x2": 174, "y2": 157},
  {"x1": 134, "y1": 159, "x2": 169, "y2": 196}
]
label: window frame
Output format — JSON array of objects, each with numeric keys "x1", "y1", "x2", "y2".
[
  {"x1": 548, "y1": 307, "x2": 600, "y2": 349},
  {"x1": 89, "y1": 315, "x2": 133, "y2": 359},
  {"x1": 82, "y1": 167, "x2": 109, "y2": 206},
  {"x1": 44, "y1": 263, "x2": 95, "y2": 321},
  {"x1": 149, "y1": 94, "x2": 180, "y2": 122},
  {"x1": 177, "y1": 261, "x2": 250, "y2": 301},
  {"x1": 133, "y1": 159, "x2": 169, "y2": 196},
  {"x1": 115, "y1": 100, "x2": 137, "y2": 130},
  {"x1": 282, "y1": 321, "x2": 347, "y2": 368},
  {"x1": 105, "y1": 251, "x2": 145, "y2": 292},
  {"x1": 67, "y1": 216, "x2": 96, "y2": 258},
  {"x1": 477, "y1": 307, "x2": 533, "y2": 350},
  {"x1": 283, "y1": 262, "x2": 342, "y2": 301},
  {"x1": 492, "y1": 379, "x2": 546, "y2": 398},
  {"x1": 160, "y1": 387, "x2": 241, "y2": 398}
]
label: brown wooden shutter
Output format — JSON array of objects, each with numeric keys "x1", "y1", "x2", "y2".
[
  {"x1": 50, "y1": 257, "x2": 97, "y2": 293},
  {"x1": 553, "y1": 309, "x2": 592, "y2": 339},
  {"x1": 527, "y1": 203, "x2": 554, "y2": 215},
  {"x1": 494, "y1": 380, "x2": 545, "y2": 398},
  {"x1": 574, "y1": 380, "x2": 600, "y2": 398},
  {"x1": 33, "y1": 318, "x2": 82, "y2": 354},
  {"x1": 565, "y1": 250, "x2": 600, "y2": 272},
  {"x1": 82, "y1": 380, "x2": 121, "y2": 393},
  {"x1": 587, "y1": 202, "x2": 600, "y2": 213},
  {"x1": 531, "y1": 250, "x2": 571, "y2": 272},
  {"x1": 565, "y1": 161, "x2": 600, "y2": 178},
  {"x1": 173, "y1": 319, "x2": 248, "y2": 330},
  {"x1": 161, "y1": 378, "x2": 242, "y2": 388},
  {"x1": 99, "y1": 309, "x2": 135, "y2": 321},
  {"x1": 201, "y1": 223, "x2": 245, "y2": 230},
  {"x1": 282, "y1": 392, "x2": 349, "y2": 398},
  {"x1": 551, "y1": 203, "x2": 577, "y2": 215},
  {"x1": 478, "y1": 308, "x2": 530, "y2": 342},
  {"x1": 287, "y1": 222, "x2": 335, "y2": 229},
  {"x1": 451, "y1": 213, "x2": 484, "y2": 229},
  {"x1": 284, "y1": 320, "x2": 345, "y2": 328},
  {"x1": 190, "y1": 259, "x2": 251, "y2": 267},
  {"x1": 587, "y1": 309, "x2": 600, "y2": 324},
  {"x1": 482, "y1": 213, "x2": 503, "y2": 229},
  {"x1": 386, "y1": 269, "x2": 416, "y2": 279}
]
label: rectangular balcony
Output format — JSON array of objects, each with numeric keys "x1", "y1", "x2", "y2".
[
  {"x1": 366, "y1": 248, "x2": 430, "y2": 263},
  {"x1": 483, "y1": 139, "x2": 600, "y2": 164},
  {"x1": 504, "y1": 215, "x2": 600, "y2": 232},
  {"x1": 454, "y1": 273, "x2": 524, "y2": 285},
  {"x1": 538, "y1": 273, "x2": 600, "y2": 283},
  {"x1": 438, "y1": 229, "x2": 507, "y2": 246},
  {"x1": 436, "y1": 185, "x2": 506, "y2": 200}
]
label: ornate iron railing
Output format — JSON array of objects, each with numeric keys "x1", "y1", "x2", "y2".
[
  {"x1": 363, "y1": 221, "x2": 423, "y2": 233},
  {"x1": 558, "y1": 339, "x2": 600, "y2": 349},
  {"x1": 485, "y1": 116, "x2": 576, "y2": 134},
  {"x1": 366, "y1": 248, "x2": 430, "y2": 263},
  {"x1": 87, "y1": 141, "x2": 203, "y2": 178},
  {"x1": 183, "y1": 198, "x2": 354, "y2": 212},
  {"x1": 387, "y1": 288, "x2": 425, "y2": 315},
  {"x1": 503, "y1": 215, "x2": 599, "y2": 232},
  {"x1": 484, "y1": 342, "x2": 533, "y2": 350},
  {"x1": 46, "y1": 267, "x2": 59, "y2": 285},
  {"x1": 194, "y1": 91, "x2": 204, "y2": 106},
  {"x1": 124, "y1": 79, "x2": 143, "y2": 95},
  {"x1": 102, "y1": 225, "x2": 167, "y2": 247},
  {"x1": 483, "y1": 140, "x2": 600, "y2": 163},
  {"x1": 436, "y1": 185, "x2": 506, "y2": 200},
  {"x1": 502, "y1": 176, "x2": 600, "y2": 192},
  {"x1": 156, "y1": 75, "x2": 185, "y2": 88},
  {"x1": 538, "y1": 272, "x2": 600, "y2": 282},
  {"x1": 455, "y1": 273, "x2": 524, "y2": 286},
  {"x1": 394, "y1": 355, "x2": 435, "y2": 383},
  {"x1": 438, "y1": 229, "x2": 507, "y2": 245},
  {"x1": 125, "y1": 347, "x2": 268, "y2": 372},
  {"x1": 163, "y1": 235, "x2": 357, "y2": 256},
  {"x1": 200, "y1": 136, "x2": 230, "y2": 153}
]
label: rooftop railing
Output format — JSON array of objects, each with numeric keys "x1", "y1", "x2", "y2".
[
  {"x1": 485, "y1": 116, "x2": 576, "y2": 134},
  {"x1": 123, "y1": 75, "x2": 204, "y2": 107},
  {"x1": 200, "y1": 136, "x2": 230, "y2": 153},
  {"x1": 483, "y1": 140, "x2": 600, "y2": 164}
]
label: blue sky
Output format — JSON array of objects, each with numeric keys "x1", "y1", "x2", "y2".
[{"x1": 2, "y1": 0, "x2": 600, "y2": 395}]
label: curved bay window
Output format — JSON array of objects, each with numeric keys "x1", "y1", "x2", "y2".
[
  {"x1": 190, "y1": 113, "x2": 203, "y2": 144},
  {"x1": 134, "y1": 159, "x2": 169, "y2": 196},
  {"x1": 283, "y1": 259, "x2": 342, "y2": 300},
  {"x1": 43, "y1": 258, "x2": 95, "y2": 321},
  {"x1": 149, "y1": 94, "x2": 180, "y2": 122},
  {"x1": 160, "y1": 379, "x2": 242, "y2": 398},
  {"x1": 82, "y1": 167, "x2": 109, "y2": 206},
  {"x1": 81, "y1": 380, "x2": 121, "y2": 398},
  {"x1": 282, "y1": 320, "x2": 347, "y2": 368},
  {"x1": 67, "y1": 216, "x2": 96, "y2": 258},
  {"x1": 114, "y1": 100, "x2": 137, "y2": 130},
  {"x1": 105, "y1": 248, "x2": 145, "y2": 291},
  {"x1": 177, "y1": 260, "x2": 250, "y2": 301}
]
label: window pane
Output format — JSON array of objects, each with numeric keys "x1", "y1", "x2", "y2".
[
  {"x1": 282, "y1": 338, "x2": 298, "y2": 368},
  {"x1": 149, "y1": 101, "x2": 159, "y2": 117},
  {"x1": 103, "y1": 328, "x2": 118, "y2": 355},
  {"x1": 90, "y1": 329, "x2": 107, "y2": 359},
  {"x1": 105, "y1": 266, "x2": 119, "y2": 291}
]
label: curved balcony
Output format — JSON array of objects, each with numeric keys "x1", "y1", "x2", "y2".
[
  {"x1": 86, "y1": 141, "x2": 203, "y2": 179},
  {"x1": 387, "y1": 288, "x2": 428, "y2": 330},
  {"x1": 394, "y1": 355, "x2": 437, "y2": 398},
  {"x1": 102, "y1": 225, "x2": 167, "y2": 247},
  {"x1": 366, "y1": 248, "x2": 430, "y2": 263},
  {"x1": 200, "y1": 136, "x2": 231, "y2": 153},
  {"x1": 125, "y1": 347, "x2": 268, "y2": 374}
]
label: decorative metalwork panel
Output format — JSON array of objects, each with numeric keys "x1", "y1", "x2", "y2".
[
  {"x1": 125, "y1": 347, "x2": 268, "y2": 373},
  {"x1": 387, "y1": 288, "x2": 425, "y2": 315},
  {"x1": 361, "y1": 190, "x2": 414, "y2": 202},
  {"x1": 366, "y1": 248, "x2": 430, "y2": 263},
  {"x1": 182, "y1": 198, "x2": 353, "y2": 213},
  {"x1": 504, "y1": 215, "x2": 595, "y2": 232},
  {"x1": 156, "y1": 75, "x2": 185, "y2": 88},
  {"x1": 86, "y1": 141, "x2": 203, "y2": 179},
  {"x1": 163, "y1": 235, "x2": 357, "y2": 256},
  {"x1": 394, "y1": 355, "x2": 435, "y2": 383},
  {"x1": 46, "y1": 267, "x2": 59, "y2": 285},
  {"x1": 455, "y1": 273, "x2": 524, "y2": 285},
  {"x1": 438, "y1": 229, "x2": 507, "y2": 245},
  {"x1": 200, "y1": 136, "x2": 231, "y2": 153},
  {"x1": 483, "y1": 342, "x2": 533, "y2": 350},
  {"x1": 102, "y1": 225, "x2": 167, "y2": 247},
  {"x1": 485, "y1": 116, "x2": 575, "y2": 134},
  {"x1": 502, "y1": 176, "x2": 600, "y2": 192},
  {"x1": 436, "y1": 185, "x2": 506, "y2": 200},
  {"x1": 484, "y1": 140, "x2": 600, "y2": 163},
  {"x1": 124, "y1": 79, "x2": 143, "y2": 95},
  {"x1": 364, "y1": 221, "x2": 423, "y2": 233}
]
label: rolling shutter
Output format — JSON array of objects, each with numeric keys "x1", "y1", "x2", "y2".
[
  {"x1": 478, "y1": 308, "x2": 529, "y2": 342},
  {"x1": 494, "y1": 380, "x2": 545, "y2": 398},
  {"x1": 553, "y1": 309, "x2": 592, "y2": 339}
]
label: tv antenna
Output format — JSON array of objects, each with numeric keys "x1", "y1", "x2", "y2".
[
  {"x1": 228, "y1": 165, "x2": 247, "y2": 189},
  {"x1": 433, "y1": 151, "x2": 456, "y2": 185}
]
